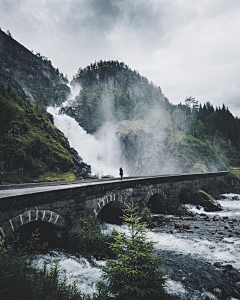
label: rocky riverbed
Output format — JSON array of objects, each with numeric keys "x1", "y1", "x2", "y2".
[
  {"x1": 29, "y1": 194, "x2": 240, "y2": 300},
  {"x1": 150, "y1": 211, "x2": 240, "y2": 299}
]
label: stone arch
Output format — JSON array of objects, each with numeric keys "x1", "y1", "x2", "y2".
[
  {"x1": 144, "y1": 188, "x2": 167, "y2": 214},
  {"x1": 0, "y1": 209, "x2": 68, "y2": 239},
  {"x1": 179, "y1": 188, "x2": 193, "y2": 204},
  {"x1": 90, "y1": 192, "x2": 129, "y2": 224},
  {"x1": 92, "y1": 193, "x2": 123, "y2": 217},
  {"x1": 147, "y1": 193, "x2": 167, "y2": 214},
  {"x1": 98, "y1": 201, "x2": 127, "y2": 224}
]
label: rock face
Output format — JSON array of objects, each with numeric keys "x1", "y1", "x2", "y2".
[
  {"x1": 0, "y1": 79, "x2": 91, "y2": 183},
  {"x1": 0, "y1": 29, "x2": 70, "y2": 106},
  {"x1": 69, "y1": 148, "x2": 91, "y2": 179}
]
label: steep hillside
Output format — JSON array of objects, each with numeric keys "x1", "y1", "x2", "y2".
[
  {"x1": 0, "y1": 29, "x2": 69, "y2": 106},
  {"x1": 70, "y1": 60, "x2": 171, "y2": 133},
  {"x1": 65, "y1": 61, "x2": 236, "y2": 175},
  {"x1": 0, "y1": 76, "x2": 90, "y2": 183}
]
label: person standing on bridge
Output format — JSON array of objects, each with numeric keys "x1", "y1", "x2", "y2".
[{"x1": 119, "y1": 167, "x2": 123, "y2": 181}]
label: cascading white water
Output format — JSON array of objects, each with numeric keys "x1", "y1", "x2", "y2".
[
  {"x1": 47, "y1": 86, "x2": 126, "y2": 177},
  {"x1": 29, "y1": 194, "x2": 240, "y2": 299}
]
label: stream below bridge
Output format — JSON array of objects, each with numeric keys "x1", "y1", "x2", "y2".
[{"x1": 27, "y1": 193, "x2": 240, "y2": 300}]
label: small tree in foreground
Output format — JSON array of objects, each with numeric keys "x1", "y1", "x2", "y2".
[{"x1": 100, "y1": 203, "x2": 167, "y2": 300}]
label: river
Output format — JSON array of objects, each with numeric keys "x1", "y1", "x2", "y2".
[{"x1": 28, "y1": 193, "x2": 240, "y2": 300}]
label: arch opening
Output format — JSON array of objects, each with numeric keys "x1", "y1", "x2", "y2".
[
  {"x1": 147, "y1": 193, "x2": 166, "y2": 214},
  {"x1": 98, "y1": 201, "x2": 126, "y2": 224},
  {"x1": 179, "y1": 189, "x2": 192, "y2": 204},
  {"x1": 13, "y1": 221, "x2": 65, "y2": 251}
]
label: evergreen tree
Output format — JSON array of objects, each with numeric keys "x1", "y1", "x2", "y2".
[{"x1": 100, "y1": 203, "x2": 167, "y2": 300}]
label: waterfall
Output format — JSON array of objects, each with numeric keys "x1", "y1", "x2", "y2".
[{"x1": 47, "y1": 86, "x2": 126, "y2": 177}]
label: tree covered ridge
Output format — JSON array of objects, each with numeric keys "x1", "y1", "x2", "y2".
[
  {"x1": 67, "y1": 60, "x2": 240, "y2": 173},
  {"x1": 165, "y1": 99, "x2": 240, "y2": 172},
  {"x1": 69, "y1": 60, "x2": 170, "y2": 133}
]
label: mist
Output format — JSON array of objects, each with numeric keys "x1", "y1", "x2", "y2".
[{"x1": 47, "y1": 86, "x2": 127, "y2": 177}]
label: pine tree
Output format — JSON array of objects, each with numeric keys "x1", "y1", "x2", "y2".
[{"x1": 100, "y1": 203, "x2": 167, "y2": 300}]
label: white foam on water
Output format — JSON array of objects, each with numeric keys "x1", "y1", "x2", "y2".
[
  {"x1": 184, "y1": 193, "x2": 240, "y2": 219},
  {"x1": 100, "y1": 218, "x2": 240, "y2": 270},
  {"x1": 222, "y1": 193, "x2": 240, "y2": 200},
  {"x1": 165, "y1": 279, "x2": 187, "y2": 298},
  {"x1": 29, "y1": 250, "x2": 105, "y2": 295},
  {"x1": 29, "y1": 193, "x2": 240, "y2": 299}
]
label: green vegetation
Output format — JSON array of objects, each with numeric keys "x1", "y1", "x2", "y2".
[
  {"x1": 0, "y1": 29, "x2": 70, "y2": 106},
  {"x1": 71, "y1": 60, "x2": 169, "y2": 133},
  {"x1": 0, "y1": 83, "x2": 75, "y2": 183},
  {"x1": 99, "y1": 203, "x2": 167, "y2": 300},
  {"x1": 0, "y1": 236, "x2": 90, "y2": 300},
  {"x1": 140, "y1": 207, "x2": 152, "y2": 224},
  {"x1": 0, "y1": 207, "x2": 169, "y2": 300},
  {"x1": 196, "y1": 190, "x2": 215, "y2": 201},
  {"x1": 76, "y1": 216, "x2": 115, "y2": 257},
  {"x1": 68, "y1": 60, "x2": 239, "y2": 174}
]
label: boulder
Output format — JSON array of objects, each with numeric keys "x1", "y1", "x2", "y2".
[{"x1": 195, "y1": 191, "x2": 223, "y2": 212}]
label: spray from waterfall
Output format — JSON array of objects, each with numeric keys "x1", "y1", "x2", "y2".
[{"x1": 47, "y1": 86, "x2": 126, "y2": 177}]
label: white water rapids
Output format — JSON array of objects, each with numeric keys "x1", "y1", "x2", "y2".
[
  {"x1": 47, "y1": 87, "x2": 126, "y2": 177},
  {"x1": 29, "y1": 194, "x2": 240, "y2": 299}
]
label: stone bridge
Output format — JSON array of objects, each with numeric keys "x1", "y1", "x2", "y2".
[{"x1": 0, "y1": 171, "x2": 229, "y2": 242}]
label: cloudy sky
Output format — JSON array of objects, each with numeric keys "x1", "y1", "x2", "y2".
[{"x1": 1, "y1": 0, "x2": 240, "y2": 116}]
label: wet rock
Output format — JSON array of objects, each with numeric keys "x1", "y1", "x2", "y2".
[
  {"x1": 174, "y1": 223, "x2": 190, "y2": 230},
  {"x1": 149, "y1": 221, "x2": 158, "y2": 228},
  {"x1": 214, "y1": 262, "x2": 233, "y2": 270},
  {"x1": 235, "y1": 282, "x2": 240, "y2": 289},
  {"x1": 69, "y1": 147, "x2": 91, "y2": 179}
]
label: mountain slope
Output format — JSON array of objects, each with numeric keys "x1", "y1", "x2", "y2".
[
  {"x1": 0, "y1": 29, "x2": 69, "y2": 106},
  {"x1": 0, "y1": 78, "x2": 77, "y2": 183},
  {"x1": 66, "y1": 60, "x2": 236, "y2": 175},
  {"x1": 70, "y1": 60, "x2": 171, "y2": 133}
]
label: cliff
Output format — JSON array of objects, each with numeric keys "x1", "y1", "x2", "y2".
[{"x1": 0, "y1": 29, "x2": 69, "y2": 106}]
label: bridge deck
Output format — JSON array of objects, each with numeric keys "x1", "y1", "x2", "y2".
[{"x1": 0, "y1": 172, "x2": 229, "y2": 199}]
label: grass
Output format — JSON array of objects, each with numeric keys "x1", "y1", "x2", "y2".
[
  {"x1": 196, "y1": 189, "x2": 215, "y2": 200},
  {"x1": 35, "y1": 171, "x2": 76, "y2": 182},
  {"x1": 0, "y1": 85, "x2": 75, "y2": 183}
]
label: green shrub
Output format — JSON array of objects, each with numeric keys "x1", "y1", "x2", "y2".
[
  {"x1": 100, "y1": 203, "x2": 167, "y2": 300},
  {"x1": 0, "y1": 236, "x2": 89, "y2": 300},
  {"x1": 76, "y1": 217, "x2": 115, "y2": 256},
  {"x1": 140, "y1": 207, "x2": 151, "y2": 224}
]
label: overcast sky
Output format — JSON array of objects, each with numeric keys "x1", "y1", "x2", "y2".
[{"x1": 1, "y1": 0, "x2": 240, "y2": 116}]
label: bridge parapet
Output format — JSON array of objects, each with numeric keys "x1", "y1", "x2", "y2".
[{"x1": 0, "y1": 171, "x2": 229, "y2": 239}]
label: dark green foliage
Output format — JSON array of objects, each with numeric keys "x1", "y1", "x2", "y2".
[
  {"x1": 71, "y1": 60, "x2": 169, "y2": 133},
  {"x1": 140, "y1": 207, "x2": 151, "y2": 224},
  {"x1": 0, "y1": 237, "x2": 89, "y2": 300},
  {"x1": 100, "y1": 203, "x2": 167, "y2": 300},
  {"x1": 71, "y1": 60, "x2": 237, "y2": 172},
  {"x1": 0, "y1": 84, "x2": 75, "y2": 183},
  {"x1": 76, "y1": 216, "x2": 115, "y2": 256}
]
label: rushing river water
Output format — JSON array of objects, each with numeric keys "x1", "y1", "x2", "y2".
[{"x1": 28, "y1": 194, "x2": 240, "y2": 300}]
